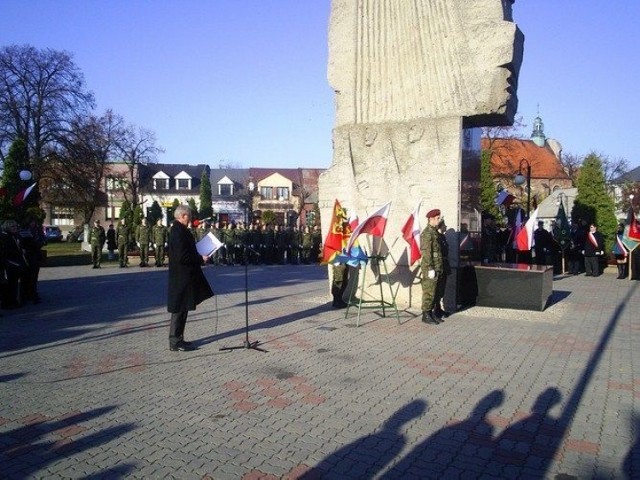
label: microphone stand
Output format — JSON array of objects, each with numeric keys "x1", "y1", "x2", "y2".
[{"x1": 220, "y1": 245, "x2": 266, "y2": 353}]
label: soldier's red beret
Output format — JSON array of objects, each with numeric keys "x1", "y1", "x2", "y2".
[{"x1": 426, "y1": 209, "x2": 441, "y2": 218}]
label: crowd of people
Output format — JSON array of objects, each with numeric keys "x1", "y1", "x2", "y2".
[
  {"x1": 0, "y1": 218, "x2": 45, "y2": 310},
  {"x1": 479, "y1": 214, "x2": 626, "y2": 278},
  {"x1": 85, "y1": 217, "x2": 325, "y2": 269},
  {"x1": 202, "y1": 222, "x2": 324, "y2": 266}
]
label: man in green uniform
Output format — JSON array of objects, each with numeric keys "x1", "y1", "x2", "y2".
[
  {"x1": 420, "y1": 209, "x2": 445, "y2": 325},
  {"x1": 116, "y1": 218, "x2": 130, "y2": 268},
  {"x1": 311, "y1": 225, "x2": 322, "y2": 263},
  {"x1": 153, "y1": 218, "x2": 168, "y2": 267},
  {"x1": 136, "y1": 218, "x2": 152, "y2": 267},
  {"x1": 89, "y1": 219, "x2": 106, "y2": 269},
  {"x1": 301, "y1": 226, "x2": 312, "y2": 264}
]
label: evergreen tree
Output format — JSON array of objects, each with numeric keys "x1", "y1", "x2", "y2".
[
  {"x1": 199, "y1": 169, "x2": 213, "y2": 219},
  {"x1": 480, "y1": 149, "x2": 502, "y2": 221},
  {"x1": 572, "y1": 153, "x2": 617, "y2": 251},
  {"x1": 148, "y1": 201, "x2": 163, "y2": 225},
  {"x1": 187, "y1": 198, "x2": 198, "y2": 219},
  {"x1": 132, "y1": 205, "x2": 143, "y2": 227},
  {"x1": 119, "y1": 199, "x2": 132, "y2": 225},
  {"x1": 0, "y1": 138, "x2": 44, "y2": 223}
]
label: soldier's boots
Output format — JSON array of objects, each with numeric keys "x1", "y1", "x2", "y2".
[
  {"x1": 421, "y1": 310, "x2": 440, "y2": 325},
  {"x1": 331, "y1": 287, "x2": 348, "y2": 309}
]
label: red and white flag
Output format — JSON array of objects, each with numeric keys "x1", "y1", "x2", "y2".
[
  {"x1": 13, "y1": 182, "x2": 37, "y2": 207},
  {"x1": 515, "y1": 207, "x2": 539, "y2": 251},
  {"x1": 510, "y1": 208, "x2": 523, "y2": 249},
  {"x1": 346, "y1": 202, "x2": 391, "y2": 253},
  {"x1": 401, "y1": 201, "x2": 422, "y2": 265}
]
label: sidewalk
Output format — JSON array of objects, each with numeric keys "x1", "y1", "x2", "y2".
[{"x1": 1, "y1": 263, "x2": 638, "y2": 479}]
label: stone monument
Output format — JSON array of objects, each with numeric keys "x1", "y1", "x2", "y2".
[{"x1": 319, "y1": 0, "x2": 524, "y2": 309}]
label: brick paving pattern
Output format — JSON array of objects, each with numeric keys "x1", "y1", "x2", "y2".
[{"x1": 0, "y1": 262, "x2": 638, "y2": 478}]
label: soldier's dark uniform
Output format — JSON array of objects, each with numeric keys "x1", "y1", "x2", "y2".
[
  {"x1": 275, "y1": 225, "x2": 287, "y2": 264},
  {"x1": 136, "y1": 219, "x2": 152, "y2": 267},
  {"x1": 420, "y1": 209, "x2": 444, "y2": 324},
  {"x1": 263, "y1": 225, "x2": 275, "y2": 265},
  {"x1": 289, "y1": 226, "x2": 300, "y2": 264},
  {"x1": 301, "y1": 227, "x2": 312, "y2": 264},
  {"x1": 311, "y1": 226, "x2": 322, "y2": 263},
  {"x1": 116, "y1": 220, "x2": 130, "y2": 268},
  {"x1": 250, "y1": 224, "x2": 263, "y2": 264},
  {"x1": 153, "y1": 220, "x2": 168, "y2": 267}
]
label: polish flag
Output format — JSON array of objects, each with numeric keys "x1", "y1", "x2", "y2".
[
  {"x1": 13, "y1": 182, "x2": 37, "y2": 207},
  {"x1": 510, "y1": 208, "x2": 523, "y2": 249},
  {"x1": 515, "y1": 207, "x2": 539, "y2": 251},
  {"x1": 346, "y1": 202, "x2": 391, "y2": 253},
  {"x1": 401, "y1": 201, "x2": 422, "y2": 265}
]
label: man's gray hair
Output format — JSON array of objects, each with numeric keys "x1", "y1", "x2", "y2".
[{"x1": 174, "y1": 205, "x2": 192, "y2": 219}]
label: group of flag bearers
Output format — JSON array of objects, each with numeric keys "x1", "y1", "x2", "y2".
[{"x1": 318, "y1": 197, "x2": 640, "y2": 323}]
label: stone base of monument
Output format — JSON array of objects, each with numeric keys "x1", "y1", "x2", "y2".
[{"x1": 473, "y1": 263, "x2": 554, "y2": 312}]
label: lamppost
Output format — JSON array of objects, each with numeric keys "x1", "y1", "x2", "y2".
[
  {"x1": 245, "y1": 181, "x2": 255, "y2": 224},
  {"x1": 513, "y1": 158, "x2": 531, "y2": 218}
]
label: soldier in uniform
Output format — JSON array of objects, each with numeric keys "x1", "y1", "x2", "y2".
[
  {"x1": 301, "y1": 226, "x2": 312, "y2": 264},
  {"x1": 89, "y1": 219, "x2": 106, "y2": 269},
  {"x1": 420, "y1": 209, "x2": 445, "y2": 325},
  {"x1": 289, "y1": 225, "x2": 300, "y2": 265},
  {"x1": 153, "y1": 218, "x2": 168, "y2": 267},
  {"x1": 116, "y1": 218, "x2": 130, "y2": 268},
  {"x1": 209, "y1": 221, "x2": 222, "y2": 265},
  {"x1": 250, "y1": 223, "x2": 263, "y2": 265},
  {"x1": 263, "y1": 224, "x2": 275, "y2": 265},
  {"x1": 136, "y1": 218, "x2": 152, "y2": 267},
  {"x1": 311, "y1": 225, "x2": 322, "y2": 263},
  {"x1": 223, "y1": 223, "x2": 236, "y2": 265},
  {"x1": 275, "y1": 224, "x2": 287, "y2": 264}
]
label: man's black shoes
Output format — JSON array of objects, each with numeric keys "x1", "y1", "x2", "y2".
[{"x1": 170, "y1": 341, "x2": 196, "y2": 352}]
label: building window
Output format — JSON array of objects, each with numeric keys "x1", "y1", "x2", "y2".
[
  {"x1": 261, "y1": 186, "x2": 273, "y2": 200},
  {"x1": 218, "y1": 184, "x2": 232, "y2": 196},
  {"x1": 177, "y1": 179, "x2": 190, "y2": 190},
  {"x1": 154, "y1": 178, "x2": 169, "y2": 190},
  {"x1": 52, "y1": 207, "x2": 75, "y2": 226},
  {"x1": 106, "y1": 176, "x2": 126, "y2": 191},
  {"x1": 276, "y1": 187, "x2": 289, "y2": 200}
]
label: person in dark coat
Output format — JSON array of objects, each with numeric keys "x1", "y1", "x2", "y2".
[
  {"x1": 167, "y1": 205, "x2": 214, "y2": 352},
  {"x1": 582, "y1": 223, "x2": 605, "y2": 277}
]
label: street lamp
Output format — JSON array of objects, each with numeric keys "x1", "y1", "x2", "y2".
[
  {"x1": 513, "y1": 158, "x2": 531, "y2": 218},
  {"x1": 245, "y1": 181, "x2": 255, "y2": 224}
]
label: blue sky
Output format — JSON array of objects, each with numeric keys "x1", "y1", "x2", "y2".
[{"x1": 2, "y1": 1, "x2": 638, "y2": 170}]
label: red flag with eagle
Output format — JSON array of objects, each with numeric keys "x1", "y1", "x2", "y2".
[{"x1": 322, "y1": 200, "x2": 349, "y2": 264}]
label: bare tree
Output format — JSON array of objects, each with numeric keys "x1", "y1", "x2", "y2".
[
  {"x1": 0, "y1": 44, "x2": 95, "y2": 172},
  {"x1": 481, "y1": 115, "x2": 527, "y2": 175},
  {"x1": 114, "y1": 125, "x2": 163, "y2": 205},
  {"x1": 559, "y1": 152, "x2": 582, "y2": 185},
  {"x1": 41, "y1": 110, "x2": 125, "y2": 223}
]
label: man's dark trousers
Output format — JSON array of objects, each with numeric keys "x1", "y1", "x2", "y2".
[{"x1": 169, "y1": 311, "x2": 188, "y2": 347}]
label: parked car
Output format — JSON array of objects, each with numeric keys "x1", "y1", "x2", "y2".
[
  {"x1": 44, "y1": 225, "x2": 64, "y2": 243},
  {"x1": 66, "y1": 226, "x2": 84, "y2": 242}
]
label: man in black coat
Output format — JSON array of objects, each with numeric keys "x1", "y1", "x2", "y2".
[
  {"x1": 167, "y1": 205, "x2": 214, "y2": 351},
  {"x1": 582, "y1": 223, "x2": 605, "y2": 277}
]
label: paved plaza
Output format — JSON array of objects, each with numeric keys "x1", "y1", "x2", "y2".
[{"x1": 0, "y1": 261, "x2": 639, "y2": 479}]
